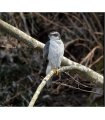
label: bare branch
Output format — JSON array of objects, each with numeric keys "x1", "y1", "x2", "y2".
[
  {"x1": 0, "y1": 19, "x2": 104, "y2": 89},
  {"x1": 59, "y1": 65, "x2": 103, "y2": 88},
  {"x1": 0, "y1": 19, "x2": 44, "y2": 54},
  {"x1": 28, "y1": 69, "x2": 55, "y2": 107},
  {"x1": 89, "y1": 55, "x2": 104, "y2": 68},
  {"x1": 28, "y1": 65, "x2": 103, "y2": 107}
]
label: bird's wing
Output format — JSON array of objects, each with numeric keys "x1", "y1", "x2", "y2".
[{"x1": 43, "y1": 41, "x2": 50, "y2": 69}]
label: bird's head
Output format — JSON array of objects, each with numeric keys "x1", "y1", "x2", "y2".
[{"x1": 48, "y1": 31, "x2": 61, "y2": 40}]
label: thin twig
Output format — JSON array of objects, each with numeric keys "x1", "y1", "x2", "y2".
[
  {"x1": 64, "y1": 71, "x2": 94, "y2": 88},
  {"x1": 53, "y1": 81, "x2": 103, "y2": 95},
  {"x1": 89, "y1": 55, "x2": 103, "y2": 68},
  {"x1": 65, "y1": 38, "x2": 94, "y2": 50},
  {"x1": 80, "y1": 46, "x2": 103, "y2": 64},
  {"x1": 74, "y1": 43, "x2": 91, "y2": 51}
]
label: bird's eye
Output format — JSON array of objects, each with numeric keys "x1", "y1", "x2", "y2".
[{"x1": 53, "y1": 34, "x2": 58, "y2": 37}]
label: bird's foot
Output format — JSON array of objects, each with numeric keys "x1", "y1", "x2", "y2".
[{"x1": 52, "y1": 68, "x2": 59, "y2": 75}]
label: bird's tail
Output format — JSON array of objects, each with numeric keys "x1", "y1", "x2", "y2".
[
  {"x1": 46, "y1": 64, "x2": 52, "y2": 89},
  {"x1": 46, "y1": 78, "x2": 52, "y2": 89}
]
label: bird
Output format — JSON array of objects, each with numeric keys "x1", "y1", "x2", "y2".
[{"x1": 43, "y1": 31, "x2": 64, "y2": 88}]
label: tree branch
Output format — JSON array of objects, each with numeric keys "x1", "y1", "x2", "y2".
[
  {"x1": 0, "y1": 19, "x2": 44, "y2": 53},
  {"x1": 28, "y1": 65, "x2": 103, "y2": 107},
  {"x1": 59, "y1": 65, "x2": 103, "y2": 88},
  {"x1": 28, "y1": 69, "x2": 55, "y2": 107},
  {"x1": 0, "y1": 19, "x2": 104, "y2": 88}
]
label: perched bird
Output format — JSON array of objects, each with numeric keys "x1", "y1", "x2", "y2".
[{"x1": 43, "y1": 31, "x2": 64, "y2": 88}]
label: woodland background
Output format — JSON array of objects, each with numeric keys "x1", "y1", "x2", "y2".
[{"x1": 0, "y1": 12, "x2": 104, "y2": 106}]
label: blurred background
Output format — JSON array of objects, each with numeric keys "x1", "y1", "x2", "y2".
[{"x1": 0, "y1": 12, "x2": 104, "y2": 106}]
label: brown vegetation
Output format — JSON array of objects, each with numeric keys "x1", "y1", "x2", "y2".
[{"x1": 0, "y1": 12, "x2": 104, "y2": 106}]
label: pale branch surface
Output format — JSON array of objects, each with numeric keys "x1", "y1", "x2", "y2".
[
  {"x1": 0, "y1": 19, "x2": 104, "y2": 88},
  {"x1": 59, "y1": 65, "x2": 103, "y2": 88},
  {"x1": 28, "y1": 65, "x2": 103, "y2": 107},
  {"x1": 0, "y1": 19, "x2": 44, "y2": 53},
  {"x1": 28, "y1": 70, "x2": 55, "y2": 107}
]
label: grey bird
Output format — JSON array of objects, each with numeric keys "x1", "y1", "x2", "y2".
[{"x1": 43, "y1": 31, "x2": 64, "y2": 88}]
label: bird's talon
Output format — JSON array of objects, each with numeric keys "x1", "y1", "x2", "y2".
[
  {"x1": 52, "y1": 69, "x2": 59, "y2": 75},
  {"x1": 56, "y1": 69, "x2": 59, "y2": 75}
]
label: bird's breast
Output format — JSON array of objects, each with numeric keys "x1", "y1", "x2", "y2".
[{"x1": 48, "y1": 39, "x2": 64, "y2": 68}]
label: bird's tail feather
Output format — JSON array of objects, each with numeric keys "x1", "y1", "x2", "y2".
[
  {"x1": 46, "y1": 77, "x2": 52, "y2": 89},
  {"x1": 46, "y1": 64, "x2": 53, "y2": 89}
]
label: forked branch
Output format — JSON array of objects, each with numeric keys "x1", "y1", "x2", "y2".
[
  {"x1": 28, "y1": 65, "x2": 103, "y2": 107},
  {"x1": 0, "y1": 19, "x2": 103, "y2": 107},
  {"x1": 0, "y1": 19, "x2": 103, "y2": 86}
]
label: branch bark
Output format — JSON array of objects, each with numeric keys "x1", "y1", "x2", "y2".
[
  {"x1": 28, "y1": 69, "x2": 55, "y2": 107},
  {"x1": 0, "y1": 19, "x2": 104, "y2": 88},
  {"x1": 0, "y1": 19, "x2": 44, "y2": 53},
  {"x1": 28, "y1": 65, "x2": 103, "y2": 107}
]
